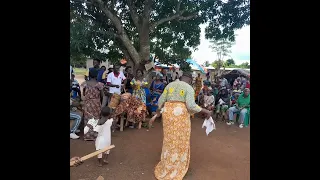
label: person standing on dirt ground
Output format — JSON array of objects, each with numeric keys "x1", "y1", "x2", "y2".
[
  {"x1": 154, "y1": 72, "x2": 212, "y2": 180},
  {"x1": 97, "y1": 66, "x2": 106, "y2": 83},
  {"x1": 85, "y1": 58, "x2": 101, "y2": 80},
  {"x1": 82, "y1": 69, "x2": 105, "y2": 141},
  {"x1": 101, "y1": 65, "x2": 114, "y2": 107},
  {"x1": 124, "y1": 66, "x2": 134, "y2": 93},
  {"x1": 107, "y1": 64, "x2": 126, "y2": 96}
]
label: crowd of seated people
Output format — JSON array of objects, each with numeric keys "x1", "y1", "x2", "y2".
[
  {"x1": 70, "y1": 61, "x2": 180, "y2": 139},
  {"x1": 70, "y1": 62, "x2": 250, "y2": 141},
  {"x1": 197, "y1": 74, "x2": 250, "y2": 128}
]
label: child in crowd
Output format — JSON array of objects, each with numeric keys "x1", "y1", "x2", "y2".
[
  {"x1": 71, "y1": 74, "x2": 81, "y2": 98},
  {"x1": 84, "y1": 107, "x2": 114, "y2": 167},
  {"x1": 231, "y1": 93, "x2": 240, "y2": 106},
  {"x1": 233, "y1": 84, "x2": 242, "y2": 95},
  {"x1": 200, "y1": 89, "x2": 215, "y2": 118},
  {"x1": 212, "y1": 84, "x2": 219, "y2": 99},
  {"x1": 203, "y1": 90, "x2": 215, "y2": 111},
  {"x1": 215, "y1": 88, "x2": 230, "y2": 120}
]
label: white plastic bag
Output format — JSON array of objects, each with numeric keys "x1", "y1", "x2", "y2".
[
  {"x1": 218, "y1": 98, "x2": 225, "y2": 105},
  {"x1": 202, "y1": 116, "x2": 216, "y2": 136}
]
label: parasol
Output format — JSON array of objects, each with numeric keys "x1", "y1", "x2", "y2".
[{"x1": 186, "y1": 59, "x2": 206, "y2": 74}]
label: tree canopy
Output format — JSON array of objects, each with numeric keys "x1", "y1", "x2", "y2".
[
  {"x1": 226, "y1": 59, "x2": 235, "y2": 66},
  {"x1": 70, "y1": 0, "x2": 250, "y2": 69},
  {"x1": 211, "y1": 59, "x2": 249, "y2": 69}
]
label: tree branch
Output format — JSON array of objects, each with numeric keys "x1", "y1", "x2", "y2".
[
  {"x1": 176, "y1": 0, "x2": 182, "y2": 12},
  {"x1": 143, "y1": 0, "x2": 152, "y2": 19},
  {"x1": 127, "y1": 0, "x2": 140, "y2": 30},
  {"x1": 71, "y1": 11, "x2": 119, "y2": 38},
  {"x1": 149, "y1": 0, "x2": 198, "y2": 32},
  {"x1": 92, "y1": 0, "x2": 124, "y2": 34},
  {"x1": 176, "y1": 13, "x2": 198, "y2": 21},
  {"x1": 150, "y1": 11, "x2": 184, "y2": 31},
  {"x1": 91, "y1": 0, "x2": 142, "y2": 65},
  {"x1": 99, "y1": 29, "x2": 119, "y2": 38}
]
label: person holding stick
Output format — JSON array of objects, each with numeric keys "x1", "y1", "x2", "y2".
[
  {"x1": 82, "y1": 69, "x2": 104, "y2": 141},
  {"x1": 84, "y1": 107, "x2": 114, "y2": 167},
  {"x1": 70, "y1": 145, "x2": 115, "y2": 167}
]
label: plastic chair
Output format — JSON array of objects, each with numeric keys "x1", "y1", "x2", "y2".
[{"x1": 236, "y1": 107, "x2": 250, "y2": 127}]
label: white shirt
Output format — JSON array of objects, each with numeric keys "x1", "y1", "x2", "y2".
[
  {"x1": 107, "y1": 72, "x2": 126, "y2": 94},
  {"x1": 203, "y1": 95, "x2": 215, "y2": 107},
  {"x1": 72, "y1": 79, "x2": 79, "y2": 89},
  {"x1": 171, "y1": 71, "x2": 178, "y2": 80},
  {"x1": 220, "y1": 78, "x2": 228, "y2": 87},
  {"x1": 119, "y1": 66, "x2": 125, "y2": 73},
  {"x1": 95, "y1": 119, "x2": 113, "y2": 154}
]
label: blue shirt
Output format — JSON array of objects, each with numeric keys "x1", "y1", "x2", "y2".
[
  {"x1": 86, "y1": 67, "x2": 104, "y2": 82},
  {"x1": 97, "y1": 69, "x2": 105, "y2": 83}
]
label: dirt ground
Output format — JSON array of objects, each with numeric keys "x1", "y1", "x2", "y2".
[
  {"x1": 71, "y1": 75, "x2": 250, "y2": 180},
  {"x1": 70, "y1": 118, "x2": 250, "y2": 180}
]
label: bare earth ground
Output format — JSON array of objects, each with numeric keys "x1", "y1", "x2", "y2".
[{"x1": 71, "y1": 75, "x2": 250, "y2": 180}]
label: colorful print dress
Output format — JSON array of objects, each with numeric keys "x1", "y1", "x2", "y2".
[
  {"x1": 154, "y1": 80, "x2": 202, "y2": 180},
  {"x1": 131, "y1": 78, "x2": 148, "y2": 104},
  {"x1": 82, "y1": 82, "x2": 104, "y2": 140}
]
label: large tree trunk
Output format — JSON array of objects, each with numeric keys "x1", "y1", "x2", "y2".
[
  {"x1": 119, "y1": 34, "x2": 141, "y2": 66},
  {"x1": 138, "y1": 20, "x2": 150, "y2": 62},
  {"x1": 137, "y1": 21, "x2": 153, "y2": 84}
]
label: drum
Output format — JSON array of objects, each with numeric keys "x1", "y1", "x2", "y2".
[
  {"x1": 121, "y1": 93, "x2": 131, "y2": 101},
  {"x1": 108, "y1": 94, "x2": 121, "y2": 108}
]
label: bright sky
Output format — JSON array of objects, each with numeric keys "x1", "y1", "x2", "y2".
[{"x1": 192, "y1": 24, "x2": 250, "y2": 65}]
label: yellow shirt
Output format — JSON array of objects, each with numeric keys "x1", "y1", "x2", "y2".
[{"x1": 102, "y1": 71, "x2": 107, "y2": 79}]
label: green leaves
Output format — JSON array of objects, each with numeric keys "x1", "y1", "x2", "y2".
[
  {"x1": 226, "y1": 59, "x2": 235, "y2": 66},
  {"x1": 70, "y1": 0, "x2": 250, "y2": 68},
  {"x1": 209, "y1": 38, "x2": 234, "y2": 63},
  {"x1": 210, "y1": 59, "x2": 249, "y2": 69}
]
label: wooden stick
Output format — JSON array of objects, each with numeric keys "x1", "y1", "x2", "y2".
[
  {"x1": 96, "y1": 176, "x2": 104, "y2": 180},
  {"x1": 120, "y1": 115, "x2": 124, "y2": 131},
  {"x1": 70, "y1": 145, "x2": 115, "y2": 166}
]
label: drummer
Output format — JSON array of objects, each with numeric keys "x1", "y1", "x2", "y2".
[{"x1": 106, "y1": 64, "x2": 127, "y2": 96}]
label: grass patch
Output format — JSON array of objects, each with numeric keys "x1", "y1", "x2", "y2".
[{"x1": 73, "y1": 68, "x2": 87, "y2": 76}]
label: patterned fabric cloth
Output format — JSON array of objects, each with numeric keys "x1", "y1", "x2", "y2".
[
  {"x1": 194, "y1": 77, "x2": 202, "y2": 98},
  {"x1": 154, "y1": 80, "x2": 202, "y2": 180},
  {"x1": 113, "y1": 96, "x2": 148, "y2": 123},
  {"x1": 150, "y1": 80, "x2": 165, "y2": 111},
  {"x1": 203, "y1": 95, "x2": 215, "y2": 107},
  {"x1": 131, "y1": 78, "x2": 148, "y2": 104},
  {"x1": 154, "y1": 102, "x2": 192, "y2": 180},
  {"x1": 158, "y1": 80, "x2": 202, "y2": 114},
  {"x1": 82, "y1": 82, "x2": 104, "y2": 140}
]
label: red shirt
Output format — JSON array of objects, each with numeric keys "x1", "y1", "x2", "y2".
[{"x1": 246, "y1": 82, "x2": 250, "y2": 89}]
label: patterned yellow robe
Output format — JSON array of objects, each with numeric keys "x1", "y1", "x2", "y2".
[{"x1": 154, "y1": 80, "x2": 202, "y2": 180}]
